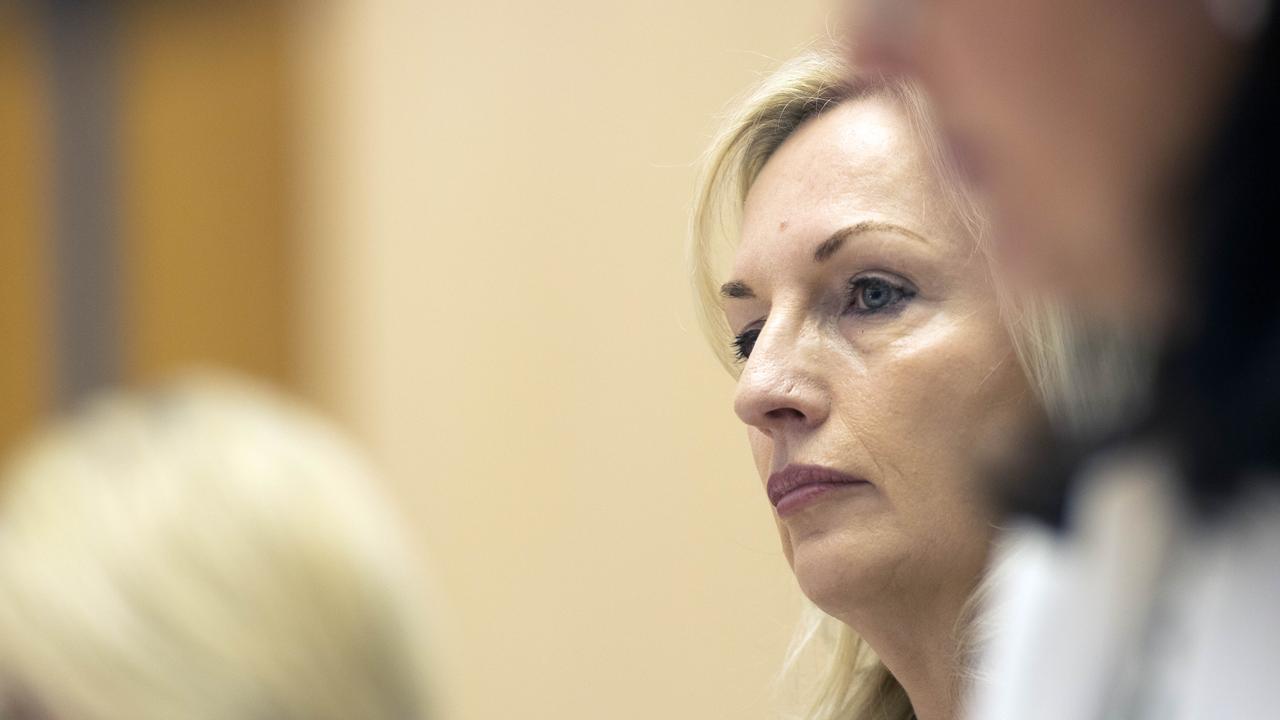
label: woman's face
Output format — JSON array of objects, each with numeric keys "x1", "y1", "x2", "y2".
[{"x1": 724, "y1": 97, "x2": 1034, "y2": 619}]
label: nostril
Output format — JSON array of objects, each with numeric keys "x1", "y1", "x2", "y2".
[{"x1": 765, "y1": 407, "x2": 806, "y2": 423}]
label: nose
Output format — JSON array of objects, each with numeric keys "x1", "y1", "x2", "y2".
[
  {"x1": 733, "y1": 322, "x2": 831, "y2": 436},
  {"x1": 842, "y1": 0, "x2": 917, "y2": 75}
]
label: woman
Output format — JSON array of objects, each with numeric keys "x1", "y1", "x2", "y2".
[
  {"x1": 691, "y1": 50, "x2": 1133, "y2": 720},
  {"x1": 0, "y1": 374, "x2": 436, "y2": 720}
]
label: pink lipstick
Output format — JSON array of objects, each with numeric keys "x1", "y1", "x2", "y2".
[{"x1": 767, "y1": 464, "x2": 870, "y2": 516}]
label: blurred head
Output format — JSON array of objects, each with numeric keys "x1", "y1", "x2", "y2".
[
  {"x1": 846, "y1": 0, "x2": 1255, "y2": 325},
  {"x1": 0, "y1": 374, "x2": 435, "y2": 720}
]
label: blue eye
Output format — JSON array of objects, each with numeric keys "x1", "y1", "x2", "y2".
[
  {"x1": 733, "y1": 327, "x2": 761, "y2": 361},
  {"x1": 848, "y1": 276, "x2": 915, "y2": 314}
]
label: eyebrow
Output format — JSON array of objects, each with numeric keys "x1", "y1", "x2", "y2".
[
  {"x1": 719, "y1": 280, "x2": 755, "y2": 299},
  {"x1": 720, "y1": 220, "x2": 930, "y2": 299},
  {"x1": 813, "y1": 220, "x2": 929, "y2": 262}
]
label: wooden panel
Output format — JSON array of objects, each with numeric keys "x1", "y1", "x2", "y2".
[
  {"x1": 0, "y1": 5, "x2": 53, "y2": 455},
  {"x1": 116, "y1": 1, "x2": 297, "y2": 389}
]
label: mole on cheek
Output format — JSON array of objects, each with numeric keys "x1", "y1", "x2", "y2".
[{"x1": 778, "y1": 220, "x2": 789, "y2": 232}]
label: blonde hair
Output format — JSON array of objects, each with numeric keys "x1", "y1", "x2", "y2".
[
  {"x1": 690, "y1": 48, "x2": 1145, "y2": 720},
  {"x1": 0, "y1": 373, "x2": 435, "y2": 720}
]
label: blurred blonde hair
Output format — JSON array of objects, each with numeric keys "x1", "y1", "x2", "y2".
[
  {"x1": 689, "y1": 48, "x2": 1144, "y2": 720},
  {"x1": 0, "y1": 373, "x2": 435, "y2": 720}
]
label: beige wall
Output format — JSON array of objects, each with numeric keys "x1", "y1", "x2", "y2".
[{"x1": 297, "y1": 3, "x2": 830, "y2": 719}]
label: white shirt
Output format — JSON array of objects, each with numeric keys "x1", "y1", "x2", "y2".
[{"x1": 970, "y1": 451, "x2": 1280, "y2": 720}]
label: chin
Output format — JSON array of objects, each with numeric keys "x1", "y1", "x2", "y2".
[{"x1": 785, "y1": 524, "x2": 897, "y2": 619}]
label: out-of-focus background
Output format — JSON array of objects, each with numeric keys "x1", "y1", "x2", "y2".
[{"x1": 1, "y1": 2, "x2": 829, "y2": 718}]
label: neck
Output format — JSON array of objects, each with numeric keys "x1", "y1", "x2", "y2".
[{"x1": 837, "y1": 572, "x2": 980, "y2": 720}]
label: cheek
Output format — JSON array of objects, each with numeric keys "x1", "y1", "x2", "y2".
[
  {"x1": 838, "y1": 312, "x2": 1029, "y2": 505},
  {"x1": 746, "y1": 428, "x2": 795, "y2": 565},
  {"x1": 746, "y1": 428, "x2": 772, "y2": 483}
]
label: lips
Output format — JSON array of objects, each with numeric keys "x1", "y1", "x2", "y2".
[{"x1": 766, "y1": 464, "x2": 870, "y2": 515}]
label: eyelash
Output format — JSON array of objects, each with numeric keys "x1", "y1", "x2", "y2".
[
  {"x1": 731, "y1": 275, "x2": 916, "y2": 362},
  {"x1": 732, "y1": 328, "x2": 760, "y2": 362}
]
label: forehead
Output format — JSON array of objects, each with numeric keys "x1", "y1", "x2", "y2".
[{"x1": 735, "y1": 96, "x2": 958, "y2": 271}]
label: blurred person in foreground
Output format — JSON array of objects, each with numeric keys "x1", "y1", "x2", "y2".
[
  {"x1": 845, "y1": 1, "x2": 1280, "y2": 718},
  {"x1": 0, "y1": 374, "x2": 437, "y2": 720}
]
